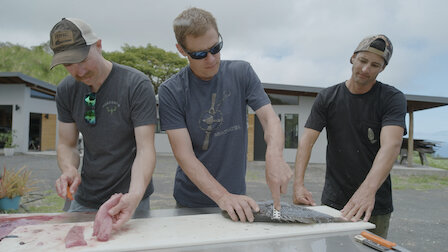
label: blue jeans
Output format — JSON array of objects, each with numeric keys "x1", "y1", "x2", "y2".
[{"x1": 68, "y1": 196, "x2": 150, "y2": 214}]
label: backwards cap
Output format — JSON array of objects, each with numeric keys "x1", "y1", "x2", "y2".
[{"x1": 353, "y1": 34, "x2": 393, "y2": 65}]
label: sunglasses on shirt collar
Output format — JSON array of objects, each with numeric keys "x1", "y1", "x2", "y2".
[
  {"x1": 84, "y1": 92, "x2": 96, "y2": 125},
  {"x1": 182, "y1": 34, "x2": 223, "y2": 60}
]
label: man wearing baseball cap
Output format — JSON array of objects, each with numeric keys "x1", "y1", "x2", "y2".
[
  {"x1": 292, "y1": 34, "x2": 407, "y2": 238},
  {"x1": 50, "y1": 18, "x2": 157, "y2": 233}
]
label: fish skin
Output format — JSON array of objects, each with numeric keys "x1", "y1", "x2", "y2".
[
  {"x1": 254, "y1": 201, "x2": 345, "y2": 224},
  {"x1": 221, "y1": 201, "x2": 346, "y2": 223}
]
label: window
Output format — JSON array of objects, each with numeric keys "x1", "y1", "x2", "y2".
[{"x1": 284, "y1": 113, "x2": 298, "y2": 149}]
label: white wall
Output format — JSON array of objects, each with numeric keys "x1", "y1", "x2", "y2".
[
  {"x1": 271, "y1": 96, "x2": 326, "y2": 164},
  {"x1": 293, "y1": 96, "x2": 327, "y2": 164},
  {"x1": 0, "y1": 84, "x2": 57, "y2": 153},
  {"x1": 153, "y1": 95, "x2": 328, "y2": 164},
  {"x1": 0, "y1": 84, "x2": 26, "y2": 152}
]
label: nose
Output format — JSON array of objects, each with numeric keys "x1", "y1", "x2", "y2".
[
  {"x1": 204, "y1": 52, "x2": 216, "y2": 63},
  {"x1": 361, "y1": 64, "x2": 370, "y2": 72}
]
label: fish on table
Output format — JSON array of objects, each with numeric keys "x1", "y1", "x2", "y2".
[{"x1": 223, "y1": 201, "x2": 346, "y2": 223}]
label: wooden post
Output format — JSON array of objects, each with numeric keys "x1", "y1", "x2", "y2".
[{"x1": 407, "y1": 111, "x2": 414, "y2": 167}]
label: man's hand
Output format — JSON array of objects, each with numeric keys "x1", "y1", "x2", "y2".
[
  {"x1": 340, "y1": 185, "x2": 376, "y2": 222},
  {"x1": 292, "y1": 184, "x2": 316, "y2": 206},
  {"x1": 265, "y1": 156, "x2": 293, "y2": 210},
  {"x1": 216, "y1": 193, "x2": 259, "y2": 222},
  {"x1": 107, "y1": 193, "x2": 141, "y2": 230},
  {"x1": 55, "y1": 168, "x2": 81, "y2": 199},
  {"x1": 93, "y1": 193, "x2": 123, "y2": 241}
]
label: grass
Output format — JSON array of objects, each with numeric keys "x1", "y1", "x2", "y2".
[
  {"x1": 0, "y1": 190, "x2": 64, "y2": 214},
  {"x1": 401, "y1": 152, "x2": 448, "y2": 170},
  {"x1": 24, "y1": 190, "x2": 65, "y2": 213},
  {"x1": 426, "y1": 156, "x2": 448, "y2": 170},
  {"x1": 392, "y1": 175, "x2": 448, "y2": 190}
]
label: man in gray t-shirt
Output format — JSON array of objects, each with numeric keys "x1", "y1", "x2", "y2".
[
  {"x1": 159, "y1": 8, "x2": 293, "y2": 222},
  {"x1": 49, "y1": 18, "x2": 157, "y2": 231}
]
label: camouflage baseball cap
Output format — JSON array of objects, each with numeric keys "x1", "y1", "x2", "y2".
[
  {"x1": 49, "y1": 18, "x2": 99, "y2": 69},
  {"x1": 353, "y1": 34, "x2": 393, "y2": 65}
]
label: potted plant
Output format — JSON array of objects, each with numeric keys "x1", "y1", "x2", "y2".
[
  {"x1": 0, "y1": 165, "x2": 37, "y2": 211},
  {"x1": 0, "y1": 130, "x2": 17, "y2": 156}
]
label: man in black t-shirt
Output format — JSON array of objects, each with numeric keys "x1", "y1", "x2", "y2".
[{"x1": 292, "y1": 35, "x2": 406, "y2": 238}]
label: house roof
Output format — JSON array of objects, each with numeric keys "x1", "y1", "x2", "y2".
[
  {"x1": 1, "y1": 73, "x2": 446, "y2": 113},
  {"x1": 263, "y1": 82, "x2": 448, "y2": 112},
  {"x1": 0, "y1": 72, "x2": 56, "y2": 96}
]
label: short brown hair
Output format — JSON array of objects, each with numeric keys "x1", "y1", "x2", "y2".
[{"x1": 173, "y1": 7, "x2": 219, "y2": 48}]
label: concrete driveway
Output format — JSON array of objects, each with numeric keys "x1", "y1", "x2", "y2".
[{"x1": 1, "y1": 152, "x2": 447, "y2": 252}]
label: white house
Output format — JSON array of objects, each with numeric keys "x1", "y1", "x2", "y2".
[
  {"x1": 2, "y1": 72, "x2": 448, "y2": 166},
  {"x1": 0, "y1": 72, "x2": 57, "y2": 153}
]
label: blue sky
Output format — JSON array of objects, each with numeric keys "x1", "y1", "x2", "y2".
[{"x1": 1, "y1": 0, "x2": 447, "y2": 154}]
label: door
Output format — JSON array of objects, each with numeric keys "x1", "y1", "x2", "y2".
[{"x1": 40, "y1": 114, "x2": 56, "y2": 151}]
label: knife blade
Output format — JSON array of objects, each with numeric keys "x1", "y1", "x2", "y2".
[
  {"x1": 354, "y1": 235, "x2": 389, "y2": 251},
  {"x1": 63, "y1": 186, "x2": 73, "y2": 211}
]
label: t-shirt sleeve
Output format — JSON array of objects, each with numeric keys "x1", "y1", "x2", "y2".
[
  {"x1": 158, "y1": 83, "x2": 186, "y2": 130},
  {"x1": 56, "y1": 78, "x2": 75, "y2": 123},
  {"x1": 244, "y1": 63, "x2": 270, "y2": 111},
  {"x1": 130, "y1": 79, "x2": 157, "y2": 127},
  {"x1": 382, "y1": 91, "x2": 407, "y2": 135},
  {"x1": 304, "y1": 92, "x2": 327, "y2": 132}
]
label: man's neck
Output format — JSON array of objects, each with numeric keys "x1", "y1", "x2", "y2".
[
  {"x1": 345, "y1": 78, "x2": 376, "y2": 94},
  {"x1": 90, "y1": 60, "x2": 113, "y2": 92}
]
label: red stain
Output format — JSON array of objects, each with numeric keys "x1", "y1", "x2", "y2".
[{"x1": 0, "y1": 215, "x2": 62, "y2": 240}]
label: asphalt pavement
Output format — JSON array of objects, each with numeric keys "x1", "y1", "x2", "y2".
[{"x1": 1, "y1": 152, "x2": 447, "y2": 252}]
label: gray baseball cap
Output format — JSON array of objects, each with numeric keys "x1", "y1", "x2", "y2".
[
  {"x1": 49, "y1": 18, "x2": 99, "y2": 69},
  {"x1": 353, "y1": 34, "x2": 393, "y2": 65}
]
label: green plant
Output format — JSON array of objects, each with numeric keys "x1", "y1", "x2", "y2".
[
  {"x1": 0, "y1": 130, "x2": 17, "y2": 148},
  {"x1": 0, "y1": 165, "x2": 37, "y2": 198}
]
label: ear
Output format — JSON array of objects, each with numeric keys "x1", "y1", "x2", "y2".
[
  {"x1": 176, "y1": 43, "x2": 187, "y2": 57},
  {"x1": 93, "y1": 40, "x2": 102, "y2": 53},
  {"x1": 350, "y1": 53, "x2": 356, "y2": 64}
]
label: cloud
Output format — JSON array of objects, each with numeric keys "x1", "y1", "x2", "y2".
[{"x1": 1, "y1": 0, "x2": 448, "y2": 134}]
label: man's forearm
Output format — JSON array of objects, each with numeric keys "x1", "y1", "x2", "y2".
[
  {"x1": 361, "y1": 141, "x2": 401, "y2": 191},
  {"x1": 177, "y1": 155, "x2": 229, "y2": 203},
  {"x1": 361, "y1": 126, "x2": 404, "y2": 191},
  {"x1": 294, "y1": 146, "x2": 312, "y2": 186},
  {"x1": 56, "y1": 143, "x2": 80, "y2": 173},
  {"x1": 264, "y1": 120, "x2": 285, "y2": 159},
  {"x1": 294, "y1": 129, "x2": 320, "y2": 186},
  {"x1": 129, "y1": 147, "x2": 156, "y2": 200}
]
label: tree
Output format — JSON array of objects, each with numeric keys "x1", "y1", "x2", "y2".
[
  {"x1": 0, "y1": 42, "x2": 188, "y2": 94},
  {"x1": 0, "y1": 42, "x2": 68, "y2": 85},
  {"x1": 103, "y1": 44, "x2": 188, "y2": 93}
]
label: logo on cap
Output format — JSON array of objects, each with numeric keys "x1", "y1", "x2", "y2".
[{"x1": 52, "y1": 31, "x2": 75, "y2": 48}]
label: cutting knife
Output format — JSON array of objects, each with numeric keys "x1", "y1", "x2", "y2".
[
  {"x1": 360, "y1": 231, "x2": 412, "y2": 252},
  {"x1": 63, "y1": 185, "x2": 73, "y2": 211},
  {"x1": 272, "y1": 205, "x2": 281, "y2": 220},
  {"x1": 354, "y1": 235, "x2": 388, "y2": 251}
]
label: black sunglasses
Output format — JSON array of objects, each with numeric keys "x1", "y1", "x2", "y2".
[
  {"x1": 84, "y1": 92, "x2": 96, "y2": 125},
  {"x1": 183, "y1": 34, "x2": 223, "y2": 60}
]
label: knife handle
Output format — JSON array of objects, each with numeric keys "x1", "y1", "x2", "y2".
[
  {"x1": 361, "y1": 231, "x2": 396, "y2": 249},
  {"x1": 67, "y1": 186, "x2": 74, "y2": 200}
]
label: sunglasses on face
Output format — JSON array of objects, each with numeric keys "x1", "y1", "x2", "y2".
[
  {"x1": 84, "y1": 92, "x2": 96, "y2": 125},
  {"x1": 184, "y1": 34, "x2": 224, "y2": 60}
]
